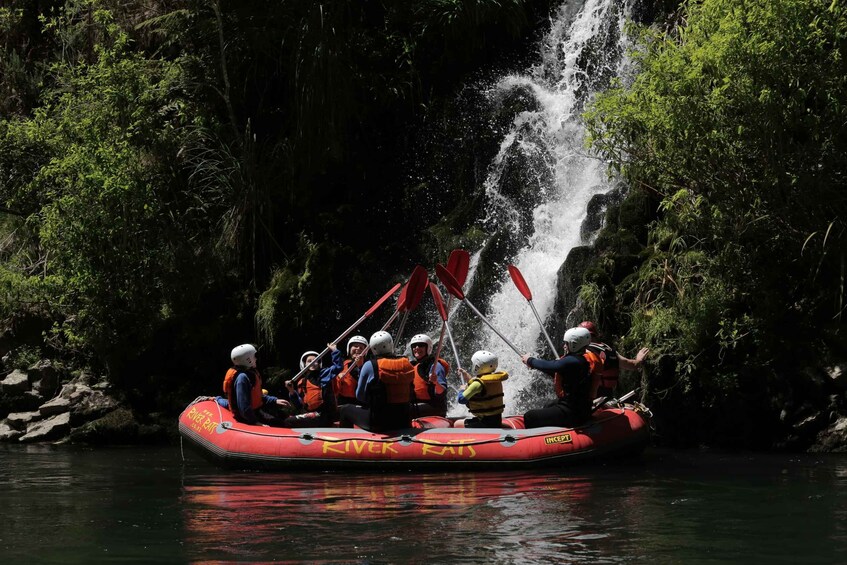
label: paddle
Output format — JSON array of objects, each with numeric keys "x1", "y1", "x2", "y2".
[
  {"x1": 430, "y1": 249, "x2": 470, "y2": 379},
  {"x1": 447, "y1": 249, "x2": 470, "y2": 288},
  {"x1": 593, "y1": 389, "x2": 637, "y2": 411},
  {"x1": 429, "y1": 282, "x2": 465, "y2": 383},
  {"x1": 508, "y1": 264, "x2": 559, "y2": 357},
  {"x1": 334, "y1": 266, "x2": 429, "y2": 382},
  {"x1": 288, "y1": 282, "x2": 402, "y2": 386},
  {"x1": 435, "y1": 263, "x2": 523, "y2": 356},
  {"x1": 393, "y1": 264, "x2": 428, "y2": 346}
]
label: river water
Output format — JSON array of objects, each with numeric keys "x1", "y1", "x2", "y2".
[{"x1": 3, "y1": 444, "x2": 846, "y2": 564}]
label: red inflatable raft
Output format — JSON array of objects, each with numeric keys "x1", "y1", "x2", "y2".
[{"x1": 178, "y1": 398, "x2": 651, "y2": 470}]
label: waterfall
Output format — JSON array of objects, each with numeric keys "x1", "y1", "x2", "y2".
[{"x1": 452, "y1": 0, "x2": 634, "y2": 415}]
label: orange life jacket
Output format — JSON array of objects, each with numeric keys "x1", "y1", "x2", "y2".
[
  {"x1": 337, "y1": 358, "x2": 362, "y2": 399},
  {"x1": 298, "y1": 372, "x2": 339, "y2": 412},
  {"x1": 412, "y1": 358, "x2": 450, "y2": 401},
  {"x1": 372, "y1": 356, "x2": 415, "y2": 404},
  {"x1": 222, "y1": 367, "x2": 263, "y2": 411}
]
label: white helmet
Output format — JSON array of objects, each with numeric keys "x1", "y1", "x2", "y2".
[
  {"x1": 471, "y1": 350, "x2": 498, "y2": 376},
  {"x1": 347, "y1": 335, "x2": 368, "y2": 355},
  {"x1": 563, "y1": 327, "x2": 591, "y2": 354},
  {"x1": 369, "y1": 331, "x2": 394, "y2": 356},
  {"x1": 299, "y1": 350, "x2": 320, "y2": 371},
  {"x1": 409, "y1": 333, "x2": 433, "y2": 356},
  {"x1": 231, "y1": 344, "x2": 257, "y2": 368}
]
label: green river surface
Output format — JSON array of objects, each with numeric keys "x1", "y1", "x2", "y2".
[{"x1": 2, "y1": 444, "x2": 845, "y2": 564}]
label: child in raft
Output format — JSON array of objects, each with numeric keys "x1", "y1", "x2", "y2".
[
  {"x1": 455, "y1": 350, "x2": 508, "y2": 428},
  {"x1": 284, "y1": 343, "x2": 344, "y2": 427}
]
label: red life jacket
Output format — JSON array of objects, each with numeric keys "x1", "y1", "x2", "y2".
[
  {"x1": 222, "y1": 367, "x2": 263, "y2": 411},
  {"x1": 337, "y1": 358, "x2": 362, "y2": 399},
  {"x1": 412, "y1": 358, "x2": 450, "y2": 401}
]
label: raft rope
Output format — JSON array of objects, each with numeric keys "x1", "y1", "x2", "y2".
[{"x1": 212, "y1": 404, "x2": 636, "y2": 448}]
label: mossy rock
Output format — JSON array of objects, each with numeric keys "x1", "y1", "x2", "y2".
[{"x1": 68, "y1": 407, "x2": 166, "y2": 445}]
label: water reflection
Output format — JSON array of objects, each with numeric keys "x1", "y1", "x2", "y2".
[
  {"x1": 4, "y1": 445, "x2": 846, "y2": 564},
  {"x1": 180, "y1": 470, "x2": 612, "y2": 563}
]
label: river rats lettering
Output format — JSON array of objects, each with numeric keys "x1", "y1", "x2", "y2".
[
  {"x1": 186, "y1": 406, "x2": 219, "y2": 436},
  {"x1": 322, "y1": 438, "x2": 399, "y2": 456},
  {"x1": 320, "y1": 437, "x2": 477, "y2": 457}
]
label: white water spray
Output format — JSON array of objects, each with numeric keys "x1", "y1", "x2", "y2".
[{"x1": 455, "y1": 0, "x2": 634, "y2": 414}]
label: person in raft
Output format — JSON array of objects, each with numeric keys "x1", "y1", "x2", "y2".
[
  {"x1": 455, "y1": 350, "x2": 508, "y2": 428},
  {"x1": 408, "y1": 333, "x2": 449, "y2": 418},
  {"x1": 219, "y1": 344, "x2": 291, "y2": 426},
  {"x1": 579, "y1": 321, "x2": 649, "y2": 399},
  {"x1": 283, "y1": 344, "x2": 345, "y2": 427},
  {"x1": 520, "y1": 327, "x2": 593, "y2": 429},
  {"x1": 338, "y1": 330, "x2": 415, "y2": 432},
  {"x1": 336, "y1": 335, "x2": 368, "y2": 406}
]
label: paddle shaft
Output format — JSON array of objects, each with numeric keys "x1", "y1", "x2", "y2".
[
  {"x1": 461, "y1": 297, "x2": 522, "y2": 356},
  {"x1": 335, "y1": 308, "x2": 401, "y2": 381},
  {"x1": 528, "y1": 299, "x2": 559, "y2": 357},
  {"x1": 289, "y1": 311, "x2": 368, "y2": 385}
]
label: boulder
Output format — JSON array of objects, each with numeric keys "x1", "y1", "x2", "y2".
[
  {"x1": 6, "y1": 410, "x2": 40, "y2": 431},
  {"x1": 1, "y1": 370, "x2": 30, "y2": 395},
  {"x1": 19, "y1": 412, "x2": 70, "y2": 443},
  {"x1": 39, "y1": 396, "x2": 71, "y2": 417},
  {"x1": 0, "y1": 420, "x2": 23, "y2": 442},
  {"x1": 29, "y1": 359, "x2": 60, "y2": 397},
  {"x1": 69, "y1": 390, "x2": 119, "y2": 426}
]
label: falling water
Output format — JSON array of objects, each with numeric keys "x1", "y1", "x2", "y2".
[{"x1": 455, "y1": 0, "x2": 635, "y2": 414}]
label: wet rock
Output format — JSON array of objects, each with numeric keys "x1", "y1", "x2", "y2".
[
  {"x1": 19, "y1": 412, "x2": 70, "y2": 443},
  {"x1": 6, "y1": 410, "x2": 40, "y2": 431},
  {"x1": 39, "y1": 396, "x2": 71, "y2": 417},
  {"x1": 581, "y1": 182, "x2": 627, "y2": 240},
  {"x1": 810, "y1": 415, "x2": 847, "y2": 452},
  {"x1": 1, "y1": 370, "x2": 30, "y2": 395}
]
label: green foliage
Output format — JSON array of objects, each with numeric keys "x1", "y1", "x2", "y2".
[
  {"x1": 586, "y1": 0, "x2": 847, "y2": 445},
  {"x1": 0, "y1": 5, "x2": 219, "y2": 377},
  {"x1": 3, "y1": 344, "x2": 41, "y2": 370}
]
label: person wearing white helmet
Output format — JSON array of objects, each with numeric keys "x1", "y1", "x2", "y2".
[
  {"x1": 455, "y1": 350, "x2": 509, "y2": 428},
  {"x1": 519, "y1": 326, "x2": 594, "y2": 428},
  {"x1": 338, "y1": 330, "x2": 415, "y2": 432},
  {"x1": 283, "y1": 343, "x2": 344, "y2": 427},
  {"x1": 337, "y1": 335, "x2": 369, "y2": 406},
  {"x1": 219, "y1": 343, "x2": 291, "y2": 426},
  {"x1": 408, "y1": 333, "x2": 449, "y2": 417}
]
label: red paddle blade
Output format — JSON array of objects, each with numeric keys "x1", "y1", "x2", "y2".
[
  {"x1": 447, "y1": 249, "x2": 471, "y2": 287},
  {"x1": 365, "y1": 282, "x2": 402, "y2": 317},
  {"x1": 435, "y1": 263, "x2": 464, "y2": 300},
  {"x1": 507, "y1": 265, "x2": 533, "y2": 301},
  {"x1": 429, "y1": 282, "x2": 448, "y2": 321},
  {"x1": 405, "y1": 265, "x2": 429, "y2": 311},
  {"x1": 396, "y1": 280, "x2": 410, "y2": 312}
]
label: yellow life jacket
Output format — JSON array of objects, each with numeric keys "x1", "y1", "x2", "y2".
[{"x1": 466, "y1": 371, "x2": 508, "y2": 417}]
